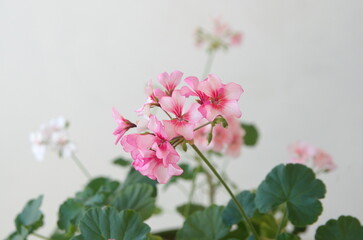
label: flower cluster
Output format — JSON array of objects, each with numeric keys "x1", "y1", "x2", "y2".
[
  {"x1": 195, "y1": 18, "x2": 243, "y2": 52},
  {"x1": 113, "y1": 71, "x2": 244, "y2": 183},
  {"x1": 288, "y1": 141, "x2": 336, "y2": 172},
  {"x1": 30, "y1": 117, "x2": 76, "y2": 161}
]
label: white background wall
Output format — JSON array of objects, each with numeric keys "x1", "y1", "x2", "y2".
[{"x1": 1, "y1": 1, "x2": 362, "y2": 239}]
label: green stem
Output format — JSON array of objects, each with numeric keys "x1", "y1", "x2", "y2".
[
  {"x1": 32, "y1": 232, "x2": 51, "y2": 240},
  {"x1": 183, "y1": 168, "x2": 198, "y2": 217},
  {"x1": 190, "y1": 144, "x2": 260, "y2": 240},
  {"x1": 72, "y1": 153, "x2": 92, "y2": 179},
  {"x1": 202, "y1": 50, "x2": 216, "y2": 79},
  {"x1": 194, "y1": 121, "x2": 213, "y2": 131},
  {"x1": 275, "y1": 204, "x2": 288, "y2": 238}
]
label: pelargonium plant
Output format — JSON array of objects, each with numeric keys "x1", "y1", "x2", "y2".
[{"x1": 6, "y1": 19, "x2": 363, "y2": 240}]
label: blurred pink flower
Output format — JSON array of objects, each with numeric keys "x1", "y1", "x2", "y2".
[
  {"x1": 230, "y1": 32, "x2": 243, "y2": 46},
  {"x1": 288, "y1": 141, "x2": 336, "y2": 173},
  {"x1": 313, "y1": 149, "x2": 336, "y2": 172},
  {"x1": 288, "y1": 141, "x2": 316, "y2": 164}
]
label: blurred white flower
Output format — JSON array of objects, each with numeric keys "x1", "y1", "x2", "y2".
[{"x1": 30, "y1": 116, "x2": 76, "y2": 161}]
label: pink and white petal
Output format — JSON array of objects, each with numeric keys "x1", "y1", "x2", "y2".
[
  {"x1": 202, "y1": 104, "x2": 222, "y2": 121},
  {"x1": 174, "y1": 122, "x2": 195, "y2": 140},
  {"x1": 222, "y1": 82, "x2": 244, "y2": 101},
  {"x1": 180, "y1": 86, "x2": 196, "y2": 97},
  {"x1": 159, "y1": 96, "x2": 176, "y2": 115},
  {"x1": 163, "y1": 120, "x2": 178, "y2": 139},
  {"x1": 184, "y1": 76, "x2": 200, "y2": 90},
  {"x1": 199, "y1": 74, "x2": 222, "y2": 97},
  {"x1": 154, "y1": 163, "x2": 183, "y2": 184},
  {"x1": 170, "y1": 70, "x2": 183, "y2": 87},
  {"x1": 112, "y1": 108, "x2": 123, "y2": 123},
  {"x1": 184, "y1": 103, "x2": 203, "y2": 124},
  {"x1": 158, "y1": 72, "x2": 170, "y2": 89},
  {"x1": 220, "y1": 100, "x2": 242, "y2": 118}
]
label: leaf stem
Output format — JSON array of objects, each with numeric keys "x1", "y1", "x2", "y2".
[
  {"x1": 72, "y1": 153, "x2": 92, "y2": 179},
  {"x1": 190, "y1": 144, "x2": 260, "y2": 240},
  {"x1": 275, "y1": 204, "x2": 288, "y2": 238},
  {"x1": 32, "y1": 232, "x2": 51, "y2": 240},
  {"x1": 194, "y1": 121, "x2": 213, "y2": 131}
]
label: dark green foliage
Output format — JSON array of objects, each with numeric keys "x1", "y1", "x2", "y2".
[
  {"x1": 241, "y1": 123, "x2": 259, "y2": 146},
  {"x1": 256, "y1": 164, "x2": 326, "y2": 227},
  {"x1": 315, "y1": 216, "x2": 363, "y2": 240},
  {"x1": 177, "y1": 205, "x2": 230, "y2": 240},
  {"x1": 72, "y1": 207, "x2": 150, "y2": 240},
  {"x1": 223, "y1": 191, "x2": 257, "y2": 226}
]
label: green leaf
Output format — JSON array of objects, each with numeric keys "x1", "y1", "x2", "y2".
[
  {"x1": 113, "y1": 183, "x2": 156, "y2": 220},
  {"x1": 76, "y1": 177, "x2": 120, "y2": 206},
  {"x1": 223, "y1": 191, "x2": 256, "y2": 226},
  {"x1": 241, "y1": 123, "x2": 258, "y2": 146},
  {"x1": 177, "y1": 203, "x2": 205, "y2": 218},
  {"x1": 222, "y1": 222, "x2": 249, "y2": 240},
  {"x1": 58, "y1": 199, "x2": 85, "y2": 231},
  {"x1": 255, "y1": 164, "x2": 326, "y2": 227},
  {"x1": 57, "y1": 177, "x2": 121, "y2": 237},
  {"x1": 315, "y1": 216, "x2": 363, "y2": 240},
  {"x1": 75, "y1": 207, "x2": 150, "y2": 240},
  {"x1": 251, "y1": 212, "x2": 278, "y2": 238},
  {"x1": 177, "y1": 205, "x2": 230, "y2": 240},
  {"x1": 113, "y1": 157, "x2": 132, "y2": 167},
  {"x1": 15, "y1": 195, "x2": 44, "y2": 233},
  {"x1": 123, "y1": 168, "x2": 158, "y2": 196},
  {"x1": 6, "y1": 227, "x2": 28, "y2": 240},
  {"x1": 6, "y1": 196, "x2": 44, "y2": 240},
  {"x1": 276, "y1": 233, "x2": 300, "y2": 240}
]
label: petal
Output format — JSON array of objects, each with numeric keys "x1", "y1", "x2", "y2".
[
  {"x1": 163, "y1": 120, "x2": 178, "y2": 139},
  {"x1": 222, "y1": 82, "x2": 244, "y2": 101},
  {"x1": 174, "y1": 122, "x2": 195, "y2": 140},
  {"x1": 169, "y1": 70, "x2": 183, "y2": 87},
  {"x1": 220, "y1": 100, "x2": 242, "y2": 118},
  {"x1": 184, "y1": 103, "x2": 203, "y2": 124},
  {"x1": 158, "y1": 72, "x2": 170, "y2": 90},
  {"x1": 202, "y1": 104, "x2": 222, "y2": 121},
  {"x1": 184, "y1": 76, "x2": 200, "y2": 90},
  {"x1": 199, "y1": 74, "x2": 222, "y2": 97}
]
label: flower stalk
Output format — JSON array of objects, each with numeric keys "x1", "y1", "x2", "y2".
[
  {"x1": 190, "y1": 143, "x2": 260, "y2": 240},
  {"x1": 71, "y1": 153, "x2": 92, "y2": 179}
]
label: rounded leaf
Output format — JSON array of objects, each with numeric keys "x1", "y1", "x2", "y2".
[
  {"x1": 255, "y1": 164, "x2": 326, "y2": 226},
  {"x1": 315, "y1": 216, "x2": 363, "y2": 240},
  {"x1": 76, "y1": 207, "x2": 150, "y2": 240},
  {"x1": 113, "y1": 183, "x2": 156, "y2": 220},
  {"x1": 177, "y1": 205, "x2": 230, "y2": 240},
  {"x1": 223, "y1": 191, "x2": 257, "y2": 226}
]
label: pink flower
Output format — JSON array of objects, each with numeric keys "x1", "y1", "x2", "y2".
[
  {"x1": 288, "y1": 141, "x2": 316, "y2": 164},
  {"x1": 132, "y1": 149, "x2": 183, "y2": 184},
  {"x1": 159, "y1": 90, "x2": 202, "y2": 140},
  {"x1": 121, "y1": 116, "x2": 182, "y2": 183},
  {"x1": 158, "y1": 70, "x2": 183, "y2": 96},
  {"x1": 313, "y1": 149, "x2": 336, "y2": 172},
  {"x1": 213, "y1": 18, "x2": 230, "y2": 37},
  {"x1": 112, "y1": 108, "x2": 136, "y2": 145},
  {"x1": 224, "y1": 118, "x2": 245, "y2": 157},
  {"x1": 193, "y1": 74, "x2": 244, "y2": 121},
  {"x1": 194, "y1": 117, "x2": 244, "y2": 158},
  {"x1": 230, "y1": 33, "x2": 243, "y2": 46}
]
